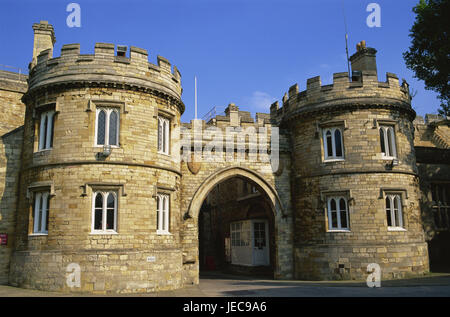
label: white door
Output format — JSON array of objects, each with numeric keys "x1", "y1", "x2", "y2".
[
  {"x1": 230, "y1": 220, "x2": 252, "y2": 266},
  {"x1": 252, "y1": 220, "x2": 269, "y2": 266}
]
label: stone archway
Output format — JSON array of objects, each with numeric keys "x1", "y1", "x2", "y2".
[
  {"x1": 181, "y1": 166, "x2": 293, "y2": 285},
  {"x1": 186, "y1": 166, "x2": 286, "y2": 220}
]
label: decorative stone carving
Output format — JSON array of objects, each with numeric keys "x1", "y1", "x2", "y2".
[{"x1": 187, "y1": 153, "x2": 201, "y2": 175}]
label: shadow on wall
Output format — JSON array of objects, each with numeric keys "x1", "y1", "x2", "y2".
[
  {"x1": 0, "y1": 126, "x2": 23, "y2": 284},
  {"x1": 418, "y1": 163, "x2": 450, "y2": 273}
]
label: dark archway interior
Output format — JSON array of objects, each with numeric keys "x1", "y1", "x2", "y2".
[
  {"x1": 428, "y1": 231, "x2": 450, "y2": 272},
  {"x1": 198, "y1": 176, "x2": 275, "y2": 278}
]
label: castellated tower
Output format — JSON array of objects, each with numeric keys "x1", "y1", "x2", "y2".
[
  {"x1": 9, "y1": 21, "x2": 185, "y2": 292},
  {"x1": 271, "y1": 41, "x2": 429, "y2": 280}
]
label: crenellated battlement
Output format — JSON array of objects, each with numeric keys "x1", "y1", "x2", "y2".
[
  {"x1": 271, "y1": 70, "x2": 413, "y2": 122},
  {"x1": 27, "y1": 43, "x2": 183, "y2": 111}
]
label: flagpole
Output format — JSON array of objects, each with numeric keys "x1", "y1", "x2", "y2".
[
  {"x1": 341, "y1": 0, "x2": 351, "y2": 80},
  {"x1": 195, "y1": 76, "x2": 198, "y2": 119}
]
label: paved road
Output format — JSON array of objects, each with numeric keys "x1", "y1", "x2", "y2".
[
  {"x1": 1, "y1": 272, "x2": 450, "y2": 297},
  {"x1": 161, "y1": 272, "x2": 450, "y2": 297}
]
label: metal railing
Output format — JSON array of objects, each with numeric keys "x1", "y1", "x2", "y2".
[
  {"x1": 0, "y1": 64, "x2": 26, "y2": 81},
  {"x1": 201, "y1": 106, "x2": 226, "y2": 122}
]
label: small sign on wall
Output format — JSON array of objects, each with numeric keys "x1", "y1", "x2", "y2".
[
  {"x1": 146, "y1": 256, "x2": 156, "y2": 263},
  {"x1": 0, "y1": 234, "x2": 7, "y2": 246}
]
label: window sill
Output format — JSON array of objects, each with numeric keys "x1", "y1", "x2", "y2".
[
  {"x1": 156, "y1": 231, "x2": 172, "y2": 236},
  {"x1": 94, "y1": 145, "x2": 120, "y2": 149},
  {"x1": 28, "y1": 233, "x2": 48, "y2": 236},
  {"x1": 157, "y1": 151, "x2": 171, "y2": 157},
  {"x1": 388, "y1": 227, "x2": 406, "y2": 232},
  {"x1": 323, "y1": 158, "x2": 345, "y2": 163},
  {"x1": 34, "y1": 148, "x2": 52, "y2": 154},
  {"x1": 382, "y1": 156, "x2": 398, "y2": 160},
  {"x1": 327, "y1": 229, "x2": 351, "y2": 233},
  {"x1": 89, "y1": 231, "x2": 118, "y2": 235}
]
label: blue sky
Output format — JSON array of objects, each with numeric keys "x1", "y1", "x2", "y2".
[{"x1": 0, "y1": 0, "x2": 442, "y2": 121}]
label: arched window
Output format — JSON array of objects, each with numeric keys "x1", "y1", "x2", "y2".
[
  {"x1": 326, "y1": 131, "x2": 333, "y2": 157},
  {"x1": 157, "y1": 193, "x2": 170, "y2": 234},
  {"x1": 96, "y1": 108, "x2": 120, "y2": 146},
  {"x1": 339, "y1": 198, "x2": 348, "y2": 228},
  {"x1": 94, "y1": 192, "x2": 103, "y2": 230},
  {"x1": 106, "y1": 193, "x2": 116, "y2": 230},
  {"x1": 335, "y1": 130, "x2": 343, "y2": 157},
  {"x1": 42, "y1": 115, "x2": 48, "y2": 148},
  {"x1": 385, "y1": 196, "x2": 392, "y2": 227},
  {"x1": 330, "y1": 198, "x2": 338, "y2": 229},
  {"x1": 32, "y1": 191, "x2": 50, "y2": 234},
  {"x1": 327, "y1": 196, "x2": 350, "y2": 231},
  {"x1": 97, "y1": 110, "x2": 106, "y2": 145},
  {"x1": 109, "y1": 110, "x2": 118, "y2": 146},
  {"x1": 323, "y1": 127, "x2": 344, "y2": 160},
  {"x1": 379, "y1": 125, "x2": 397, "y2": 158},
  {"x1": 92, "y1": 191, "x2": 118, "y2": 233},
  {"x1": 38, "y1": 110, "x2": 55, "y2": 150},
  {"x1": 385, "y1": 194, "x2": 404, "y2": 229},
  {"x1": 380, "y1": 128, "x2": 386, "y2": 154},
  {"x1": 158, "y1": 117, "x2": 170, "y2": 155}
]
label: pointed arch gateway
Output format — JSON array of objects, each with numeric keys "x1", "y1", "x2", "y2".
[
  {"x1": 183, "y1": 166, "x2": 292, "y2": 280},
  {"x1": 186, "y1": 166, "x2": 286, "y2": 220}
]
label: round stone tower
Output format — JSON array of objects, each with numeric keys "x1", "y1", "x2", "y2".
[
  {"x1": 272, "y1": 42, "x2": 429, "y2": 280},
  {"x1": 10, "y1": 21, "x2": 185, "y2": 293}
]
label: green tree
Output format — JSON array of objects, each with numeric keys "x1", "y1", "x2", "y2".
[{"x1": 403, "y1": 0, "x2": 450, "y2": 116}]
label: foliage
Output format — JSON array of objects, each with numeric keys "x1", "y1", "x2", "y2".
[{"x1": 403, "y1": 0, "x2": 450, "y2": 116}]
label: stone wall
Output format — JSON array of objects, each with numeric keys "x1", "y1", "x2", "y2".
[
  {"x1": 274, "y1": 65, "x2": 430, "y2": 280},
  {"x1": 178, "y1": 109, "x2": 294, "y2": 285},
  {"x1": 9, "y1": 40, "x2": 186, "y2": 292},
  {"x1": 0, "y1": 70, "x2": 27, "y2": 284}
]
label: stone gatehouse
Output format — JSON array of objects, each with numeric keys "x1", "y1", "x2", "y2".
[{"x1": 0, "y1": 21, "x2": 448, "y2": 294}]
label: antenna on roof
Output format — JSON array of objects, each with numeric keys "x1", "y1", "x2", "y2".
[
  {"x1": 341, "y1": 0, "x2": 351, "y2": 80},
  {"x1": 194, "y1": 76, "x2": 198, "y2": 119}
]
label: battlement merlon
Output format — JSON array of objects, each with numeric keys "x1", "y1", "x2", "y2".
[
  {"x1": 182, "y1": 103, "x2": 273, "y2": 130},
  {"x1": 27, "y1": 42, "x2": 184, "y2": 113},
  {"x1": 272, "y1": 43, "x2": 414, "y2": 122},
  {"x1": 272, "y1": 70, "x2": 413, "y2": 123}
]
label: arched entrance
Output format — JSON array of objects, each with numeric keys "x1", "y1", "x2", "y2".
[
  {"x1": 198, "y1": 176, "x2": 276, "y2": 277},
  {"x1": 184, "y1": 167, "x2": 290, "y2": 281},
  {"x1": 186, "y1": 167, "x2": 285, "y2": 219}
]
